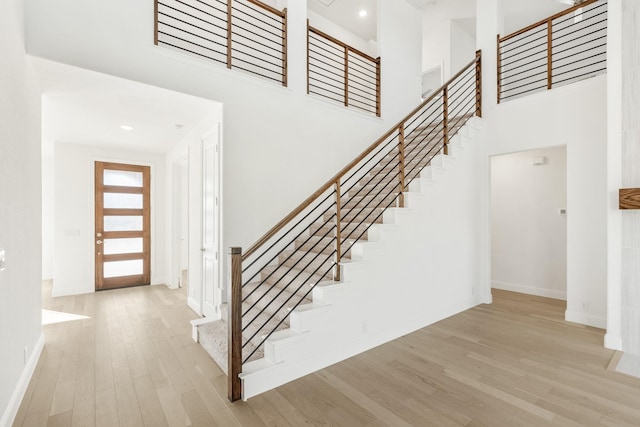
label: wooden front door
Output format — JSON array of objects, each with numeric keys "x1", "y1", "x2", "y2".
[{"x1": 95, "y1": 162, "x2": 151, "y2": 291}]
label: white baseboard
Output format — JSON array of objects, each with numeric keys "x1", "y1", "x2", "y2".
[
  {"x1": 0, "y1": 333, "x2": 45, "y2": 427},
  {"x1": 565, "y1": 310, "x2": 606, "y2": 329},
  {"x1": 151, "y1": 277, "x2": 165, "y2": 286},
  {"x1": 51, "y1": 286, "x2": 93, "y2": 297},
  {"x1": 605, "y1": 333, "x2": 623, "y2": 350},
  {"x1": 492, "y1": 281, "x2": 566, "y2": 301},
  {"x1": 187, "y1": 297, "x2": 202, "y2": 316}
]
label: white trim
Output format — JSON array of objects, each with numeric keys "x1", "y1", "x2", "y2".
[
  {"x1": 565, "y1": 310, "x2": 607, "y2": 329},
  {"x1": 0, "y1": 333, "x2": 45, "y2": 427},
  {"x1": 605, "y1": 333, "x2": 623, "y2": 350},
  {"x1": 492, "y1": 281, "x2": 567, "y2": 301},
  {"x1": 187, "y1": 296, "x2": 202, "y2": 316}
]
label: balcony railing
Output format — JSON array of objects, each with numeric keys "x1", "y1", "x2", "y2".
[
  {"x1": 497, "y1": 0, "x2": 607, "y2": 103},
  {"x1": 155, "y1": 0, "x2": 287, "y2": 86},
  {"x1": 307, "y1": 23, "x2": 381, "y2": 116}
]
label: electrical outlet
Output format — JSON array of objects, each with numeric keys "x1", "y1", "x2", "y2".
[
  {"x1": 0, "y1": 248, "x2": 5, "y2": 271},
  {"x1": 361, "y1": 321, "x2": 368, "y2": 334},
  {"x1": 581, "y1": 302, "x2": 590, "y2": 312}
]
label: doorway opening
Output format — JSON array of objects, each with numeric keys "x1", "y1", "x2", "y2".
[{"x1": 490, "y1": 146, "x2": 567, "y2": 301}]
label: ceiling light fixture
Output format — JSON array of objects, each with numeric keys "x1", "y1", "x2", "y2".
[
  {"x1": 359, "y1": 9, "x2": 367, "y2": 18},
  {"x1": 120, "y1": 125, "x2": 134, "y2": 131}
]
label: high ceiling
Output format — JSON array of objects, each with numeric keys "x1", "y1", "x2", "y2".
[
  {"x1": 308, "y1": 0, "x2": 378, "y2": 41},
  {"x1": 309, "y1": 0, "x2": 570, "y2": 43},
  {"x1": 36, "y1": 59, "x2": 218, "y2": 154}
]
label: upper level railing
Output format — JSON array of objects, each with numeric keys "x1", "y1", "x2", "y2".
[
  {"x1": 307, "y1": 23, "x2": 381, "y2": 116},
  {"x1": 227, "y1": 51, "x2": 482, "y2": 401},
  {"x1": 155, "y1": 0, "x2": 288, "y2": 85},
  {"x1": 497, "y1": 0, "x2": 607, "y2": 103}
]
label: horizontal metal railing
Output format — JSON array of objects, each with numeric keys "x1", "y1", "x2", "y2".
[
  {"x1": 155, "y1": 0, "x2": 287, "y2": 85},
  {"x1": 227, "y1": 51, "x2": 482, "y2": 401},
  {"x1": 307, "y1": 23, "x2": 381, "y2": 116},
  {"x1": 497, "y1": 0, "x2": 607, "y2": 103}
]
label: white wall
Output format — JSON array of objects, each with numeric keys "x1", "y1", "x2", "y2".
[
  {"x1": 450, "y1": 20, "x2": 476, "y2": 75},
  {"x1": 53, "y1": 142, "x2": 166, "y2": 296},
  {"x1": 0, "y1": 0, "x2": 43, "y2": 425},
  {"x1": 491, "y1": 146, "x2": 567, "y2": 300},
  {"x1": 620, "y1": 0, "x2": 640, "y2": 356},
  {"x1": 485, "y1": 76, "x2": 608, "y2": 328},
  {"x1": 42, "y1": 138, "x2": 54, "y2": 280},
  {"x1": 26, "y1": 0, "x2": 422, "y2": 280}
]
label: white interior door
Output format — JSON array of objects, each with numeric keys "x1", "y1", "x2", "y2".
[{"x1": 202, "y1": 127, "x2": 220, "y2": 318}]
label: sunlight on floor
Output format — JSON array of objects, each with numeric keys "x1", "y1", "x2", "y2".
[{"x1": 42, "y1": 309, "x2": 90, "y2": 325}]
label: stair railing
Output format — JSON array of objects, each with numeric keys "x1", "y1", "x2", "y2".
[
  {"x1": 307, "y1": 22, "x2": 381, "y2": 116},
  {"x1": 227, "y1": 51, "x2": 482, "y2": 401},
  {"x1": 155, "y1": 0, "x2": 287, "y2": 86},
  {"x1": 497, "y1": 0, "x2": 607, "y2": 103}
]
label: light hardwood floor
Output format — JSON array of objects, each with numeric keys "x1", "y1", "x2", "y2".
[{"x1": 13, "y1": 284, "x2": 640, "y2": 426}]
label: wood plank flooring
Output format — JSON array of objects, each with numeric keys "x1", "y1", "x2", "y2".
[{"x1": 13, "y1": 284, "x2": 640, "y2": 426}]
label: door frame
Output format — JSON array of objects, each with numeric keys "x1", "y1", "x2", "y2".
[
  {"x1": 201, "y1": 125, "x2": 222, "y2": 318},
  {"x1": 91, "y1": 158, "x2": 156, "y2": 291}
]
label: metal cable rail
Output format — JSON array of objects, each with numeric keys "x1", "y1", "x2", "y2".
[
  {"x1": 497, "y1": 0, "x2": 607, "y2": 103},
  {"x1": 226, "y1": 51, "x2": 482, "y2": 401},
  {"x1": 307, "y1": 23, "x2": 381, "y2": 117},
  {"x1": 154, "y1": 0, "x2": 287, "y2": 86}
]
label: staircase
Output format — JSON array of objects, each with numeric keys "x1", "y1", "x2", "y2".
[
  {"x1": 196, "y1": 51, "x2": 483, "y2": 400},
  {"x1": 196, "y1": 118, "x2": 472, "y2": 375}
]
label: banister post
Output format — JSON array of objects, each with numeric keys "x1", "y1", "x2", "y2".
[
  {"x1": 306, "y1": 19, "x2": 310, "y2": 94},
  {"x1": 376, "y1": 57, "x2": 381, "y2": 117},
  {"x1": 344, "y1": 47, "x2": 349, "y2": 107},
  {"x1": 227, "y1": 0, "x2": 233, "y2": 69},
  {"x1": 334, "y1": 180, "x2": 342, "y2": 281},
  {"x1": 547, "y1": 18, "x2": 552, "y2": 90},
  {"x1": 154, "y1": 0, "x2": 159, "y2": 46},
  {"x1": 282, "y1": 8, "x2": 288, "y2": 87},
  {"x1": 496, "y1": 35, "x2": 501, "y2": 104},
  {"x1": 476, "y1": 50, "x2": 482, "y2": 117},
  {"x1": 442, "y1": 86, "x2": 449, "y2": 156},
  {"x1": 228, "y1": 247, "x2": 242, "y2": 402},
  {"x1": 398, "y1": 124, "x2": 405, "y2": 208}
]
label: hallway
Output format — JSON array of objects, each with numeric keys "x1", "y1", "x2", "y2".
[{"x1": 14, "y1": 284, "x2": 640, "y2": 426}]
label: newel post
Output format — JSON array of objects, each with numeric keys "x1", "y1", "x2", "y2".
[
  {"x1": 475, "y1": 50, "x2": 482, "y2": 117},
  {"x1": 334, "y1": 180, "x2": 342, "y2": 281},
  {"x1": 398, "y1": 124, "x2": 406, "y2": 208},
  {"x1": 228, "y1": 247, "x2": 242, "y2": 402}
]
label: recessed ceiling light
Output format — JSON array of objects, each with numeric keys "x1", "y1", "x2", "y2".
[
  {"x1": 174, "y1": 124, "x2": 184, "y2": 130},
  {"x1": 120, "y1": 125, "x2": 133, "y2": 131},
  {"x1": 359, "y1": 9, "x2": 367, "y2": 17}
]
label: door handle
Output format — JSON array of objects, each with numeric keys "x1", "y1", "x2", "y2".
[
  {"x1": 96, "y1": 240, "x2": 103, "y2": 245},
  {"x1": 201, "y1": 248, "x2": 206, "y2": 252}
]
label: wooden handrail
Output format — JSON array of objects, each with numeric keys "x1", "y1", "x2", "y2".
[
  {"x1": 246, "y1": 0, "x2": 286, "y2": 18},
  {"x1": 309, "y1": 26, "x2": 378, "y2": 64},
  {"x1": 498, "y1": 0, "x2": 600, "y2": 43},
  {"x1": 242, "y1": 52, "x2": 481, "y2": 261}
]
